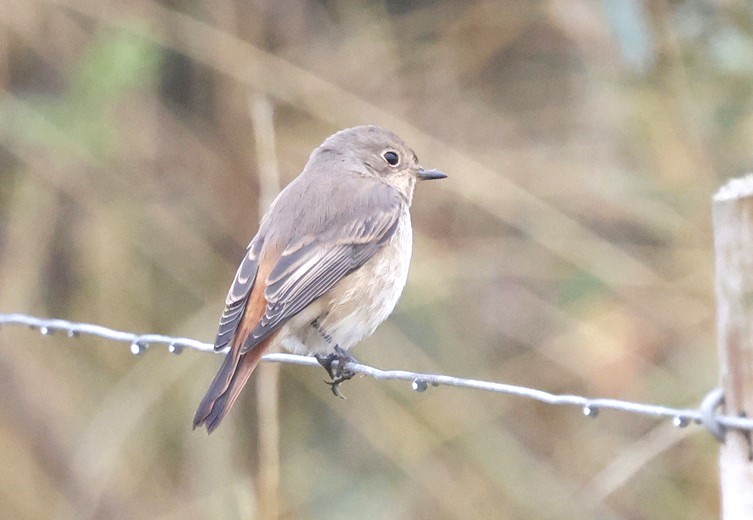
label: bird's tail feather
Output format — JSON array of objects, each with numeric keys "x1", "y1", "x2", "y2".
[{"x1": 193, "y1": 339, "x2": 271, "y2": 433}]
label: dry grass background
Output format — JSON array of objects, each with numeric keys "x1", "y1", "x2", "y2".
[{"x1": 1, "y1": 0, "x2": 750, "y2": 518}]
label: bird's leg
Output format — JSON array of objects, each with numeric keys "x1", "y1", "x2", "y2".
[
  {"x1": 311, "y1": 318, "x2": 357, "y2": 398},
  {"x1": 315, "y1": 346, "x2": 358, "y2": 398}
]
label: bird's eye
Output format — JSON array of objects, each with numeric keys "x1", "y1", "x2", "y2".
[{"x1": 383, "y1": 151, "x2": 399, "y2": 166}]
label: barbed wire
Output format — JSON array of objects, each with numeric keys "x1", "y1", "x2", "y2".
[{"x1": 0, "y1": 312, "x2": 745, "y2": 438}]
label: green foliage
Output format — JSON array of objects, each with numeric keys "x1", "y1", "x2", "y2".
[
  {"x1": 16, "y1": 24, "x2": 159, "y2": 158},
  {"x1": 560, "y1": 269, "x2": 606, "y2": 306}
]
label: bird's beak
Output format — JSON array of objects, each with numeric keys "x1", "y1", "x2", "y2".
[{"x1": 416, "y1": 168, "x2": 447, "y2": 181}]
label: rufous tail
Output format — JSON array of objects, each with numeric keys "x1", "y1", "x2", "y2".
[{"x1": 193, "y1": 339, "x2": 270, "y2": 433}]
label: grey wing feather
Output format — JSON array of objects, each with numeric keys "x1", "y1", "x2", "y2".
[
  {"x1": 214, "y1": 237, "x2": 263, "y2": 351},
  {"x1": 239, "y1": 188, "x2": 402, "y2": 353}
]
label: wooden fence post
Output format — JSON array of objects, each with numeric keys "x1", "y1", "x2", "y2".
[{"x1": 713, "y1": 175, "x2": 753, "y2": 519}]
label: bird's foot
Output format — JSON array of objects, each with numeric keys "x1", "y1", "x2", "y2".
[{"x1": 315, "y1": 346, "x2": 357, "y2": 399}]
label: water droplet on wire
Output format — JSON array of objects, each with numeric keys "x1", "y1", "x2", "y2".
[
  {"x1": 673, "y1": 415, "x2": 690, "y2": 428},
  {"x1": 168, "y1": 342, "x2": 184, "y2": 355},
  {"x1": 130, "y1": 341, "x2": 147, "y2": 355},
  {"x1": 412, "y1": 379, "x2": 428, "y2": 392},
  {"x1": 40, "y1": 326, "x2": 51, "y2": 335},
  {"x1": 67, "y1": 329, "x2": 79, "y2": 338},
  {"x1": 583, "y1": 404, "x2": 599, "y2": 418}
]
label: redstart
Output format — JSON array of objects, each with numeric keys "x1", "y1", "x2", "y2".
[{"x1": 194, "y1": 125, "x2": 446, "y2": 433}]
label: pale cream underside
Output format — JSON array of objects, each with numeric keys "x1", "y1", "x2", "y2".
[{"x1": 275, "y1": 204, "x2": 412, "y2": 356}]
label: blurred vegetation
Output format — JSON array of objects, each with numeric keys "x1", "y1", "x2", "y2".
[{"x1": 1, "y1": 0, "x2": 751, "y2": 519}]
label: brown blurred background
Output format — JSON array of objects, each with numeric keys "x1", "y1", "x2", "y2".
[{"x1": 0, "y1": 0, "x2": 748, "y2": 518}]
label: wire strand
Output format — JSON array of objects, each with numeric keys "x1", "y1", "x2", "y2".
[{"x1": 0, "y1": 312, "x2": 747, "y2": 435}]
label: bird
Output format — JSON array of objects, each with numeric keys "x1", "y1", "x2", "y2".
[{"x1": 193, "y1": 125, "x2": 446, "y2": 433}]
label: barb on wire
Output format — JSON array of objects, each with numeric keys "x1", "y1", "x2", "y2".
[{"x1": 0, "y1": 312, "x2": 749, "y2": 436}]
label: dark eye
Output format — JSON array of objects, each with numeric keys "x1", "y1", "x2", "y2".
[{"x1": 383, "y1": 151, "x2": 399, "y2": 166}]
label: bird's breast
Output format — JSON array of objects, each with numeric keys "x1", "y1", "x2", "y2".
[
  {"x1": 278, "y1": 206, "x2": 413, "y2": 355},
  {"x1": 325, "y1": 206, "x2": 413, "y2": 347}
]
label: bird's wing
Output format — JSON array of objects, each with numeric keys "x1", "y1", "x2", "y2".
[
  {"x1": 239, "y1": 185, "x2": 403, "y2": 353},
  {"x1": 213, "y1": 237, "x2": 263, "y2": 351}
]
